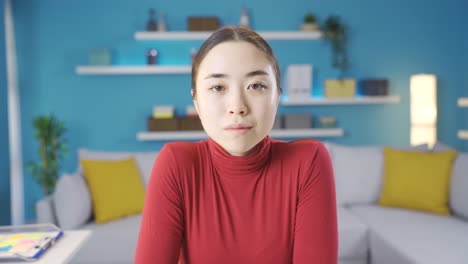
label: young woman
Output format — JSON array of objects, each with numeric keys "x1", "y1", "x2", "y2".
[{"x1": 135, "y1": 26, "x2": 338, "y2": 264}]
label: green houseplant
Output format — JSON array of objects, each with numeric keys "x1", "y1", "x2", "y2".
[
  {"x1": 321, "y1": 15, "x2": 355, "y2": 98},
  {"x1": 28, "y1": 114, "x2": 68, "y2": 196},
  {"x1": 322, "y1": 15, "x2": 349, "y2": 78},
  {"x1": 304, "y1": 13, "x2": 317, "y2": 24},
  {"x1": 301, "y1": 12, "x2": 320, "y2": 31}
]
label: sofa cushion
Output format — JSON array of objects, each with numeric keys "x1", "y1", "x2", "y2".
[
  {"x1": 450, "y1": 152, "x2": 468, "y2": 221},
  {"x1": 54, "y1": 173, "x2": 93, "y2": 230},
  {"x1": 78, "y1": 149, "x2": 158, "y2": 186},
  {"x1": 329, "y1": 144, "x2": 383, "y2": 205},
  {"x1": 80, "y1": 158, "x2": 146, "y2": 224},
  {"x1": 432, "y1": 141, "x2": 454, "y2": 151},
  {"x1": 349, "y1": 205, "x2": 468, "y2": 264},
  {"x1": 337, "y1": 206, "x2": 369, "y2": 260},
  {"x1": 378, "y1": 148, "x2": 457, "y2": 215},
  {"x1": 70, "y1": 215, "x2": 142, "y2": 264}
]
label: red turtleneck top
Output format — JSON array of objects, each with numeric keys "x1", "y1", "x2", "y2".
[{"x1": 135, "y1": 136, "x2": 337, "y2": 264}]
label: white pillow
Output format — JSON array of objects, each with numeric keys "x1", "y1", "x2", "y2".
[
  {"x1": 134, "y1": 152, "x2": 158, "y2": 186},
  {"x1": 328, "y1": 143, "x2": 383, "y2": 205},
  {"x1": 449, "y1": 152, "x2": 468, "y2": 221},
  {"x1": 432, "y1": 141, "x2": 455, "y2": 151},
  {"x1": 54, "y1": 173, "x2": 92, "y2": 229},
  {"x1": 78, "y1": 149, "x2": 158, "y2": 187}
]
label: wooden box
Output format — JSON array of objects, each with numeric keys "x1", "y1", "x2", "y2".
[
  {"x1": 178, "y1": 117, "x2": 204, "y2": 131},
  {"x1": 147, "y1": 117, "x2": 178, "y2": 131},
  {"x1": 187, "y1": 17, "x2": 220, "y2": 31}
]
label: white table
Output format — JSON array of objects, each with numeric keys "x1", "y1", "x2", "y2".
[{"x1": 2, "y1": 230, "x2": 92, "y2": 264}]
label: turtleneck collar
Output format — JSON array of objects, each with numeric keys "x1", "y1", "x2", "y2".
[{"x1": 207, "y1": 136, "x2": 272, "y2": 178}]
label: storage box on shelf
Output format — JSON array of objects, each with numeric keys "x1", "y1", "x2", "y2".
[
  {"x1": 147, "y1": 116, "x2": 204, "y2": 132},
  {"x1": 324, "y1": 79, "x2": 356, "y2": 98}
]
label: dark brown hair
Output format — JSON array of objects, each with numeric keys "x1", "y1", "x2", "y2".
[{"x1": 191, "y1": 26, "x2": 282, "y2": 98}]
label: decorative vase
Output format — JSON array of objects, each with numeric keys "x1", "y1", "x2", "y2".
[
  {"x1": 239, "y1": 7, "x2": 250, "y2": 28},
  {"x1": 146, "y1": 8, "x2": 157, "y2": 31},
  {"x1": 36, "y1": 195, "x2": 57, "y2": 224},
  {"x1": 301, "y1": 23, "x2": 320, "y2": 31},
  {"x1": 157, "y1": 12, "x2": 167, "y2": 32}
]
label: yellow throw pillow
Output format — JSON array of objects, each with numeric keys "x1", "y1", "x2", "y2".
[
  {"x1": 80, "y1": 157, "x2": 145, "y2": 224},
  {"x1": 378, "y1": 147, "x2": 457, "y2": 215}
]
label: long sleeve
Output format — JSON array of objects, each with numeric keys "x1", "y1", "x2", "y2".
[
  {"x1": 293, "y1": 142, "x2": 338, "y2": 264},
  {"x1": 135, "y1": 144, "x2": 185, "y2": 264}
]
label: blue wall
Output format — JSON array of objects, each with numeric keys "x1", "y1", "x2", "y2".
[
  {"x1": 464, "y1": 4, "x2": 468, "y2": 151},
  {"x1": 6, "y1": 0, "x2": 468, "y2": 221},
  {"x1": 0, "y1": 0, "x2": 11, "y2": 225}
]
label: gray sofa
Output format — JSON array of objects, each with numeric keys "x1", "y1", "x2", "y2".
[{"x1": 46, "y1": 143, "x2": 468, "y2": 264}]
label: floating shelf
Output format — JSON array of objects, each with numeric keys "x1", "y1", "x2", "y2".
[
  {"x1": 458, "y1": 130, "x2": 468, "y2": 140},
  {"x1": 76, "y1": 65, "x2": 191, "y2": 75},
  {"x1": 458, "y1": 97, "x2": 468, "y2": 107},
  {"x1": 281, "y1": 95, "x2": 401, "y2": 106},
  {"x1": 134, "y1": 31, "x2": 322, "y2": 41},
  {"x1": 137, "y1": 128, "x2": 344, "y2": 141}
]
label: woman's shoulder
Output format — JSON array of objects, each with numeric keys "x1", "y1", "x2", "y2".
[{"x1": 159, "y1": 140, "x2": 209, "y2": 163}]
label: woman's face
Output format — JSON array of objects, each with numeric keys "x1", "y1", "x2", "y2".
[{"x1": 194, "y1": 41, "x2": 280, "y2": 157}]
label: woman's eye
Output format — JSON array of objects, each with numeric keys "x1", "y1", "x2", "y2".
[
  {"x1": 248, "y1": 83, "x2": 267, "y2": 90},
  {"x1": 209, "y1": 85, "x2": 225, "y2": 92}
]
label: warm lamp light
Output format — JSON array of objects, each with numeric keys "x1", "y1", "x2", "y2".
[{"x1": 410, "y1": 74, "x2": 437, "y2": 148}]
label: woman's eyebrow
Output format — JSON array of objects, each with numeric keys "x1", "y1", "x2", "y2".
[
  {"x1": 245, "y1": 70, "x2": 268, "y2": 77},
  {"x1": 204, "y1": 70, "x2": 268, "y2": 80},
  {"x1": 204, "y1": 73, "x2": 227, "y2": 79}
]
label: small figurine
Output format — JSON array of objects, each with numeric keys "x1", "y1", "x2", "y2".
[
  {"x1": 239, "y1": 7, "x2": 250, "y2": 28},
  {"x1": 157, "y1": 12, "x2": 167, "y2": 32},
  {"x1": 146, "y1": 8, "x2": 157, "y2": 31}
]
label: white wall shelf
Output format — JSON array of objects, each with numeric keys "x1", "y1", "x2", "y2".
[
  {"x1": 76, "y1": 65, "x2": 191, "y2": 75},
  {"x1": 134, "y1": 31, "x2": 322, "y2": 41},
  {"x1": 281, "y1": 95, "x2": 401, "y2": 106},
  {"x1": 458, "y1": 130, "x2": 468, "y2": 140},
  {"x1": 137, "y1": 128, "x2": 344, "y2": 141},
  {"x1": 458, "y1": 97, "x2": 468, "y2": 107}
]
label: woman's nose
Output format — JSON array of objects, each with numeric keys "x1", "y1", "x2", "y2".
[
  {"x1": 228, "y1": 105, "x2": 247, "y2": 115},
  {"x1": 227, "y1": 92, "x2": 249, "y2": 116}
]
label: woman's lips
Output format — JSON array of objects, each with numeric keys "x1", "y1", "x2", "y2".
[{"x1": 225, "y1": 126, "x2": 253, "y2": 135}]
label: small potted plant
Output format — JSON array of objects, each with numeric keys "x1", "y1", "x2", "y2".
[
  {"x1": 28, "y1": 113, "x2": 68, "y2": 223},
  {"x1": 321, "y1": 15, "x2": 355, "y2": 98},
  {"x1": 301, "y1": 13, "x2": 320, "y2": 31}
]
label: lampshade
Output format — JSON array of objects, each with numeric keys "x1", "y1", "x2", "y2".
[{"x1": 410, "y1": 74, "x2": 437, "y2": 148}]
